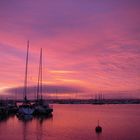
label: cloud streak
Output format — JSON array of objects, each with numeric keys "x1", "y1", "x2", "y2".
[{"x1": 0, "y1": 0, "x2": 140, "y2": 98}]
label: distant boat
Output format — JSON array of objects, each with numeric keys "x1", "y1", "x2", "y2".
[
  {"x1": 94, "y1": 93, "x2": 105, "y2": 105},
  {"x1": 18, "y1": 41, "x2": 34, "y2": 116},
  {"x1": 7, "y1": 100, "x2": 18, "y2": 114},
  {"x1": 33, "y1": 48, "x2": 53, "y2": 116},
  {"x1": 0, "y1": 100, "x2": 8, "y2": 116},
  {"x1": 0, "y1": 99, "x2": 17, "y2": 117}
]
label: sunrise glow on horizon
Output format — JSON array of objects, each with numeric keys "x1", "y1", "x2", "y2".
[{"x1": 0, "y1": 0, "x2": 140, "y2": 98}]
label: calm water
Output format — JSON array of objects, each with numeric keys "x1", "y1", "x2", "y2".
[{"x1": 0, "y1": 104, "x2": 140, "y2": 140}]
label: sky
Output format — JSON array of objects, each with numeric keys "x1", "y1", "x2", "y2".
[{"x1": 0, "y1": 0, "x2": 140, "y2": 98}]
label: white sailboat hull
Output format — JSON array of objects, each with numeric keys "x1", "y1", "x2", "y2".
[{"x1": 19, "y1": 107, "x2": 34, "y2": 115}]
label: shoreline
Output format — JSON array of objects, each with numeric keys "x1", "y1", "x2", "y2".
[{"x1": 1, "y1": 98, "x2": 140, "y2": 105}]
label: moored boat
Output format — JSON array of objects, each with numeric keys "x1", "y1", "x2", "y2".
[
  {"x1": 33, "y1": 48, "x2": 53, "y2": 116},
  {"x1": 7, "y1": 100, "x2": 18, "y2": 114},
  {"x1": 0, "y1": 100, "x2": 8, "y2": 116},
  {"x1": 34, "y1": 99, "x2": 53, "y2": 115},
  {"x1": 18, "y1": 102, "x2": 34, "y2": 115},
  {"x1": 17, "y1": 41, "x2": 34, "y2": 116}
]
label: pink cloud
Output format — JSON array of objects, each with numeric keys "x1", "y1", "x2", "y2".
[{"x1": 0, "y1": 0, "x2": 140, "y2": 98}]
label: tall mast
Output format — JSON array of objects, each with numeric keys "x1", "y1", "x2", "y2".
[
  {"x1": 40, "y1": 48, "x2": 42, "y2": 100},
  {"x1": 24, "y1": 40, "x2": 29, "y2": 101},
  {"x1": 37, "y1": 48, "x2": 43, "y2": 100}
]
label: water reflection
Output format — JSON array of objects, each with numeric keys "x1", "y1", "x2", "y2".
[
  {"x1": 35, "y1": 114, "x2": 53, "y2": 124},
  {"x1": 0, "y1": 105, "x2": 140, "y2": 140},
  {"x1": 18, "y1": 115, "x2": 33, "y2": 122},
  {"x1": 0, "y1": 113, "x2": 53, "y2": 140},
  {"x1": 36, "y1": 117, "x2": 43, "y2": 140},
  {"x1": 0, "y1": 115, "x2": 9, "y2": 122},
  {"x1": 22, "y1": 121, "x2": 28, "y2": 140},
  {"x1": 21, "y1": 115, "x2": 53, "y2": 140},
  {"x1": 96, "y1": 132, "x2": 102, "y2": 140}
]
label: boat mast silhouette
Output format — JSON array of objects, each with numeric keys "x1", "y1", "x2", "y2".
[
  {"x1": 37, "y1": 48, "x2": 43, "y2": 101},
  {"x1": 34, "y1": 48, "x2": 53, "y2": 116},
  {"x1": 23, "y1": 40, "x2": 29, "y2": 102}
]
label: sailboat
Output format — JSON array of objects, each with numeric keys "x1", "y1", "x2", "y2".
[
  {"x1": 34, "y1": 48, "x2": 53, "y2": 116},
  {"x1": 18, "y1": 41, "x2": 34, "y2": 116}
]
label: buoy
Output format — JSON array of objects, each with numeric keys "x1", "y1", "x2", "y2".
[{"x1": 95, "y1": 120, "x2": 102, "y2": 133}]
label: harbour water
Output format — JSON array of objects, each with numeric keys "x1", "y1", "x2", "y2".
[{"x1": 0, "y1": 104, "x2": 140, "y2": 140}]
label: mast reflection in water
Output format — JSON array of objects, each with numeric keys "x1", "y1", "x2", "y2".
[{"x1": 0, "y1": 104, "x2": 140, "y2": 140}]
